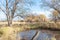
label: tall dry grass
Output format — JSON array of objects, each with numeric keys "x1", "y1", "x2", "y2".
[{"x1": 0, "y1": 26, "x2": 26, "y2": 40}]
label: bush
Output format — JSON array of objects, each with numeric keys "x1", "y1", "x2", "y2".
[
  {"x1": 48, "y1": 22, "x2": 57, "y2": 28},
  {"x1": 56, "y1": 22, "x2": 60, "y2": 28}
]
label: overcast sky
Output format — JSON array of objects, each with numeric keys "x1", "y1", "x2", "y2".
[{"x1": 0, "y1": 0, "x2": 54, "y2": 21}]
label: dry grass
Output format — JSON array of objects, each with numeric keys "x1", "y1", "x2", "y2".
[{"x1": 0, "y1": 26, "x2": 26, "y2": 40}]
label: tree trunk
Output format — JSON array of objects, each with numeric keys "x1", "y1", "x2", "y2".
[
  {"x1": 6, "y1": 0, "x2": 11, "y2": 26},
  {"x1": 7, "y1": 15, "x2": 12, "y2": 26},
  {"x1": 7, "y1": 19, "x2": 12, "y2": 26},
  {"x1": 10, "y1": 18, "x2": 12, "y2": 26}
]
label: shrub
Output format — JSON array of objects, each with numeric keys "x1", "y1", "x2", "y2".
[
  {"x1": 56, "y1": 22, "x2": 60, "y2": 28},
  {"x1": 48, "y1": 22, "x2": 57, "y2": 28}
]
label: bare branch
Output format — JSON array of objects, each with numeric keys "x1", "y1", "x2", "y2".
[
  {"x1": 13, "y1": 14, "x2": 24, "y2": 18},
  {"x1": 11, "y1": 0, "x2": 20, "y2": 18},
  {"x1": 0, "y1": 7, "x2": 5, "y2": 13}
]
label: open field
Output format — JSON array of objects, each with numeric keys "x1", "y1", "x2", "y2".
[
  {"x1": 0, "y1": 21, "x2": 57, "y2": 25},
  {"x1": 0, "y1": 22, "x2": 26, "y2": 25}
]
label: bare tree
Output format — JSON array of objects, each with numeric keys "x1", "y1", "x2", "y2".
[
  {"x1": 41, "y1": 0, "x2": 60, "y2": 22},
  {"x1": 0, "y1": 0, "x2": 24, "y2": 26},
  {"x1": 42, "y1": 0, "x2": 60, "y2": 13},
  {"x1": 50, "y1": 10, "x2": 59, "y2": 23},
  {"x1": 0, "y1": 0, "x2": 34, "y2": 26}
]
